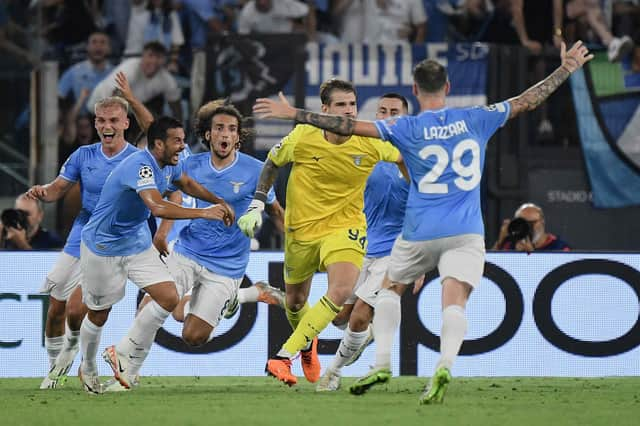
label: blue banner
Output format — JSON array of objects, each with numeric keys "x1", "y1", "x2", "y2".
[
  {"x1": 570, "y1": 53, "x2": 640, "y2": 207},
  {"x1": 256, "y1": 42, "x2": 489, "y2": 150}
]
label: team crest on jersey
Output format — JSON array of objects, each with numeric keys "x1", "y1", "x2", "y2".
[
  {"x1": 352, "y1": 155, "x2": 365, "y2": 166},
  {"x1": 137, "y1": 165, "x2": 155, "y2": 187},
  {"x1": 230, "y1": 181, "x2": 245, "y2": 194}
]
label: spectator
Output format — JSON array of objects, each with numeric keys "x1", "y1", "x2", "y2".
[
  {"x1": 102, "y1": 0, "x2": 133, "y2": 56},
  {"x1": 0, "y1": 193, "x2": 63, "y2": 250},
  {"x1": 87, "y1": 41, "x2": 182, "y2": 122},
  {"x1": 363, "y1": 0, "x2": 427, "y2": 44},
  {"x1": 332, "y1": 0, "x2": 366, "y2": 43},
  {"x1": 612, "y1": 1, "x2": 640, "y2": 41},
  {"x1": 124, "y1": 0, "x2": 185, "y2": 74},
  {"x1": 237, "y1": 0, "x2": 312, "y2": 36},
  {"x1": 180, "y1": 0, "x2": 230, "y2": 113},
  {"x1": 58, "y1": 31, "x2": 113, "y2": 111},
  {"x1": 565, "y1": 0, "x2": 633, "y2": 62},
  {"x1": 492, "y1": 203, "x2": 570, "y2": 252},
  {"x1": 0, "y1": 0, "x2": 38, "y2": 65}
]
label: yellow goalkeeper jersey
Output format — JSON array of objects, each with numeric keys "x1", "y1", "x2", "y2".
[{"x1": 268, "y1": 124, "x2": 400, "y2": 241}]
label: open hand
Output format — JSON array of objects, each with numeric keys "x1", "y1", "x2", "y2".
[
  {"x1": 115, "y1": 71, "x2": 133, "y2": 100},
  {"x1": 253, "y1": 92, "x2": 296, "y2": 120},
  {"x1": 561, "y1": 40, "x2": 594, "y2": 73}
]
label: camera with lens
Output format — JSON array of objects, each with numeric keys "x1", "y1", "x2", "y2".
[
  {"x1": 1, "y1": 208, "x2": 30, "y2": 235},
  {"x1": 506, "y1": 217, "x2": 533, "y2": 244}
]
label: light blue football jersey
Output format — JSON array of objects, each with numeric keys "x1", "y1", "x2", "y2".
[
  {"x1": 375, "y1": 102, "x2": 510, "y2": 241},
  {"x1": 59, "y1": 142, "x2": 139, "y2": 257},
  {"x1": 158, "y1": 145, "x2": 196, "y2": 242},
  {"x1": 363, "y1": 162, "x2": 408, "y2": 257},
  {"x1": 174, "y1": 152, "x2": 275, "y2": 279},
  {"x1": 82, "y1": 149, "x2": 184, "y2": 256}
]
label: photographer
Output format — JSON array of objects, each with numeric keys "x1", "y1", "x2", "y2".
[
  {"x1": 492, "y1": 203, "x2": 570, "y2": 252},
  {"x1": 0, "y1": 193, "x2": 63, "y2": 250}
]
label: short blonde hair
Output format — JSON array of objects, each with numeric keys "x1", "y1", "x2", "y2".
[{"x1": 94, "y1": 96, "x2": 129, "y2": 115}]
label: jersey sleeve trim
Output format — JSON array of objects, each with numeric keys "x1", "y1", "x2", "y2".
[{"x1": 499, "y1": 101, "x2": 511, "y2": 128}]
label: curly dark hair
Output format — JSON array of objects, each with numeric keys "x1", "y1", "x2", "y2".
[{"x1": 194, "y1": 100, "x2": 254, "y2": 151}]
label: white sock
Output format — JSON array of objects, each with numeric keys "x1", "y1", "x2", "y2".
[
  {"x1": 330, "y1": 326, "x2": 370, "y2": 371},
  {"x1": 237, "y1": 286, "x2": 259, "y2": 304},
  {"x1": 64, "y1": 325, "x2": 81, "y2": 352},
  {"x1": 45, "y1": 335, "x2": 64, "y2": 369},
  {"x1": 436, "y1": 305, "x2": 467, "y2": 371},
  {"x1": 80, "y1": 318, "x2": 103, "y2": 375},
  {"x1": 372, "y1": 289, "x2": 401, "y2": 369},
  {"x1": 116, "y1": 301, "x2": 170, "y2": 376}
]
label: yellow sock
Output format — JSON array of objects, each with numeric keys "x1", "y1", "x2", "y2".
[
  {"x1": 285, "y1": 302, "x2": 310, "y2": 331},
  {"x1": 282, "y1": 296, "x2": 341, "y2": 355}
]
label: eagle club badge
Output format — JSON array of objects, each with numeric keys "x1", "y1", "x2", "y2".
[
  {"x1": 230, "y1": 181, "x2": 245, "y2": 194},
  {"x1": 352, "y1": 155, "x2": 364, "y2": 166}
]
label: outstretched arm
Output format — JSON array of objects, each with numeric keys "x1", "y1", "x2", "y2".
[
  {"x1": 26, "y1": 177, "x2": 75, "y2": 203},
  {"x1": 507, "y1": 41, "x2": 593, "y2": 120},
  {"x1": 139, "y1": 188, "x2": 229, "y2": 222},
  {"x1": 253, "y1": 93, "x2": 380, "y2": 138}
]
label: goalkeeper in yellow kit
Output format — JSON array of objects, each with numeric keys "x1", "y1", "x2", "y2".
[{"x1": 238, "y1": 79, "x2": 406, "y2": 386}]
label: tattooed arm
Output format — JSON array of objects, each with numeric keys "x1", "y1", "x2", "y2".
[
  {"x1": 507, "y1": 41, "x2": 593, "y2": 119},
  {"x1": 253, "y1": 93, "x2": 380, "y2": 138},
  {"x1": 253, "y1": 158, "x2": 280, "y2": 203}
]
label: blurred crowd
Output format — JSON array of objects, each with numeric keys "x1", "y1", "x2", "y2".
[{"x1": 0, "y1": 0, "x2": 639, "y2": 247}]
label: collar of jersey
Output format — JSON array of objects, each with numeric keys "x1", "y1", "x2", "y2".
[
  {"x1": 208, "y1": 152, "x2": 239, "y2": 174},
  {"x1": 144, "y1": 147, "x2": 165, "y2": 171},
  {"x1": 99, "y1": 141, "x2": 132, "y2": 161}
]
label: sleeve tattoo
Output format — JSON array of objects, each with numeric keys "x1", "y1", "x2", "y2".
[
  {"x1": 508, "y1": 66, "x2": 571, "y2": 118},
  {"x1": 295, "y1": 110, "x2": 355, "y2": 136}
]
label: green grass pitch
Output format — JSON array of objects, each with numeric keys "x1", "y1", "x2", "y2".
[{"x1": 2, "y1": 376, "x2": 640, "y2": 426}]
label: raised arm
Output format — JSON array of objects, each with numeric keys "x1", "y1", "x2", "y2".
[
  {"x1": 173, "y1": 174, "x2": 235, "y2": 224},
  {"x1": 115, "y1": 71, "x2": 154, "y2": 133},
  {"x1": 253, "y1": 92, "x2": 380, "y2": 138},
  {"x1": 507, "y1": 41, "x2": 593, "y2": 120},
  {"x1": 26, "y1": 177, "x2": 75, "y2": 203}
]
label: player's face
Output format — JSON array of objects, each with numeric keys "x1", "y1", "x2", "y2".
[
  {"x1": 376, "y1": 98, "x2": 406, "y2": 120},
  {"x1": 161, "y1": 127, "x2": 186, "y2": 166},
  {"x1": 323, "y1": 90, "x2": 357, "y2": 117},
  {"x1": 140, "y1": 51, "x2": 166, "y2": 78},
  {"x1": 95, "y1": 105, "x2": 129, "y2": 149},
  {"x1": 208, "y1": 114, "x2": 239, "y2": 160}
]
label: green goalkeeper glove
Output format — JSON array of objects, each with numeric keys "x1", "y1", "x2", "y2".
[{"x1": 238, "y1": 199, "x2": 265, "y2": 238}]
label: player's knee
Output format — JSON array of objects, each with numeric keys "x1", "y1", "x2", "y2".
[
  {"x1": 65, "y1": 302, "x2": 87, "y2": 328},
  {"x1": 47, "y1": 298, "x2": 66, "y2": 322},
  {"x1": 182, "y1": 329, "x2": 207, "y2": 347},
  {"x1": 157, "y1": 292, "x2": 180, "y2": 313}
]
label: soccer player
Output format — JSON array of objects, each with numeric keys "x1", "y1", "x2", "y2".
[
  {"x1": 252, "y1": 41, "x2": 593, "y2": 401},
  {"x1": 78, "y1": 116, "x2": 233, "y2": 394},
  {"x1": 105, "y1": 101, "x2": 286, "y2": 391},
  {"x1": 30, "y1": 96, "x2": 139, "y2": 389},
  {"x1": 238, "y1": 79, "x2": 406, "y2": 386},
  {"x1": 316, "y1": 93, "x2": 412, "y2": 392}
]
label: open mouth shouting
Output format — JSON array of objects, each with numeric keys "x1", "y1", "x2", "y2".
[{"x1": 101, "y1": 130, "x2": 115, "y2": 143}]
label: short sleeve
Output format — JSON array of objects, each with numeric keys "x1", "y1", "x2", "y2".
[
  {"x1": 267, "y1": 125, "x2": 301, "y2": 167},
  {"x1": 465, "y1": 101, "x2": 511, "y2": 140},
  {"x1": 59, "y1": 148, "x2": 83, "y2": 182},
  {"x1": 58, "y1": 68, "x2": 73, "y2": 99},
  {"x1": 130, "y1": 162, "x2": 158, "y2": 192},
  {"x1": 374, "y1": 115, "x2": 411, "y2": 151}
]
